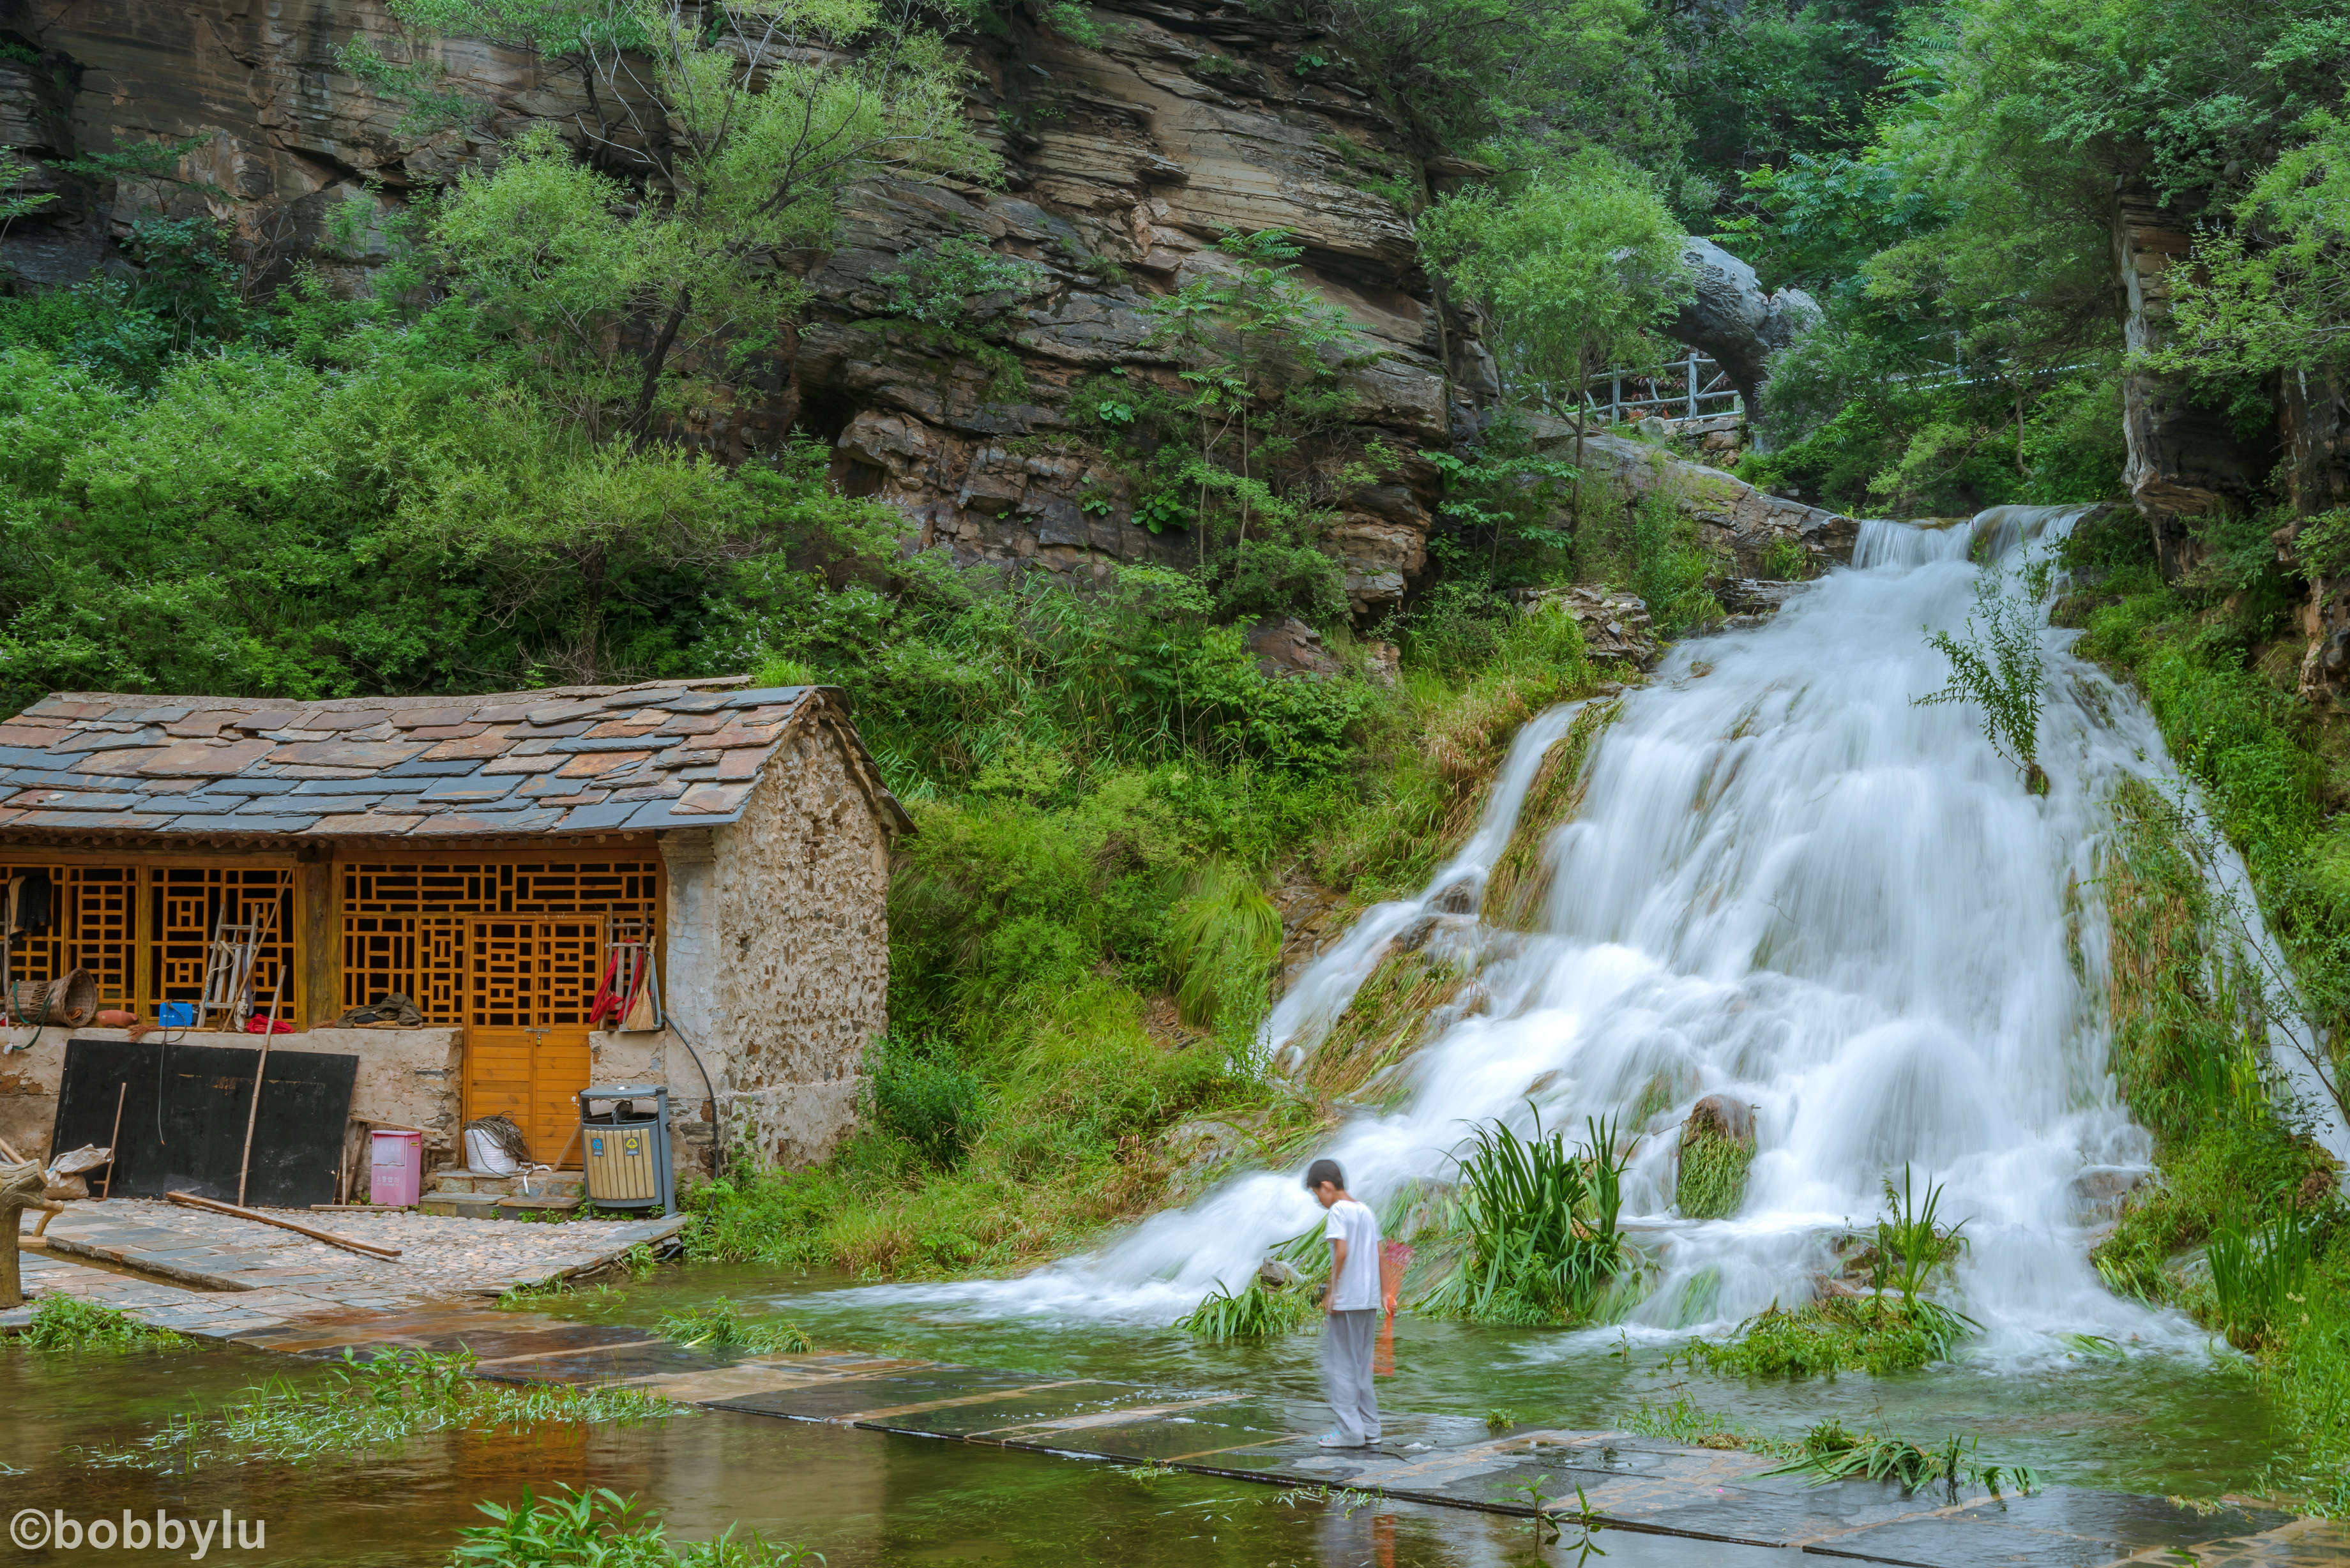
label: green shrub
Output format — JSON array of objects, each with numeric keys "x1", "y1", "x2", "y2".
[{"x1": 865, "y1": 1035, "x2": 985, "y2": 1169}]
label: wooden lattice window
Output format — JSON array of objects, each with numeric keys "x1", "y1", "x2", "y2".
[
  {"x1": 149, "y1": 866, "x2": 297, "y2": 1019},
  {"x1": 340, "y1": 860, "x2": 658, "y2": 1025},
  {"x1": 0, "y1": 861, "x2": 294, "y2": 1022},
  {"x1": 0, "y1": 864, "x2": 138, "y2": 1009}
]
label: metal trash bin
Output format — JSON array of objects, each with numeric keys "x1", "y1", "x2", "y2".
[{"x1": 577, "y1": 1084, "x2": 674, "y2": 1215}]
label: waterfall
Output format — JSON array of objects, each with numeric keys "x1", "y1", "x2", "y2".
[{"x1": 872, "y1": 506, "x2": 2336, "y2": 1361}]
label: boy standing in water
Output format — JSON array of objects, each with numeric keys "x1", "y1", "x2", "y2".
[{"x1": 1306, "y1": 1158, "x2": 1381, "y2": 1448}]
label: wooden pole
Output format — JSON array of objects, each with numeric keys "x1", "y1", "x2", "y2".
[
  {"x1": 101, "y1": 1081, "x2": 126, "y2": 1200},
  {"x1": 2, "y1": 1158, "x2": 43, "y2": 1308},
  {"x1": 164, "y1": 1189, "x2": 400, "y2": 1259},
  {"x1": 234, "y1": 963, "x2": 288, "y2": 1207}
]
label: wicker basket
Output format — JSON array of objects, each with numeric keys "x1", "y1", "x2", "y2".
[{"x1": 8, "y1": 967, "x2": 98, "y2": 1028}]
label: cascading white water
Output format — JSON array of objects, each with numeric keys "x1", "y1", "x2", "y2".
[{"x1": 868, "y1": 506, "x2": 2335, "y2": 1361}]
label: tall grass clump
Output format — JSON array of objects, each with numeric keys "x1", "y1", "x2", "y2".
[
  {"x1": 1168, "y1": 861, "x2": 1282, "y2": 1032},
  {"x1": 1674, "y1": 1101, "x2": 1755, "y2": 1221},
  {"x1": 1173, "y1": 1278, "x2": 1321, "y2": 1341},
  {"x1": 1420, "y1": 1110, "x2": 1630, "y2": 1325}
]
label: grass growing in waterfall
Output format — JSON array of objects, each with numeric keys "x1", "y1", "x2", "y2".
[
  {"x1": 1678, "y1": 1171, "x2": 1976, "y2": 1376},
  {"x1": 1417, "y1": 1112, "x2": 1632, "y2": 1326},
  {"x1": 1674, "y1": 1103, "x2": 1756, "y2": 1221},
  {"x1": 2060, "y1": 495, "x2": 2350, "y2": 1502},
  {"x1": 685, "y1": 599, "x2": 1611, "y2": 1281}
]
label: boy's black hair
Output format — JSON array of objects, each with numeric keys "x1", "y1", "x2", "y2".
[{"x1": 1304, "y1": 1158, "x2": 1345, "y2": 1191}]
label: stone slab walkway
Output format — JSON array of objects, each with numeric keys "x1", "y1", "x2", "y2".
[
  {"x1": 8, "y1": 1226, "x2": 2342, "y2": 1566},
  {"x1": 195, "y1": 1306, "x2": 2350, "y2": 1567},
  {"x1": 11, "y1": 1198, "x2": 686, "y2": 1326}
]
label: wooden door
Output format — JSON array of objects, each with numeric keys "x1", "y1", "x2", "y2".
[{"x1": 462, "y1": 916, "x2": 603, "y2": 1165}]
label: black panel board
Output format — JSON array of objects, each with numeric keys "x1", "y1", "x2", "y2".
[{"x1": 50, "y1": 1037, "x2": 356, "y2": 1209}]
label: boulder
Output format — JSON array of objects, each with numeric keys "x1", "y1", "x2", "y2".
[
  {"x1": 1522, "y1": 418, "x2": 1858, "y2": 579},
  {"x1": 1513, "y1": 585, "x2": 1657, "y2": 668},
  {"x1": 1668, "y1": 237, "x2": 1821, "y2": 433},
  {"x1": 1685, "y1": 1093, "x2": 1755, "y2": 1145},
  {"x1": 1245, "y1": 616, "x2": 1343, "y2": 680}
]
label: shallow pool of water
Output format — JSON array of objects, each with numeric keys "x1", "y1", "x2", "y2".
[
  {"x1": 529, "y1": 1262, "x2": 2280, "y2": 1501},
  {"x1": 8, "y1": 1332, "x2": 1804, "y2": 1567}
]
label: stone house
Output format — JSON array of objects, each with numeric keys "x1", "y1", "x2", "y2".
[{"x1": 0, "y1": 677, "x2": 907, "y2": 1185}]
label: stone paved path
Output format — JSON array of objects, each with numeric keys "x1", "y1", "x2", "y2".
[{"x1": 10, "y1": 1198, "x2": 685, "y2": 1331}]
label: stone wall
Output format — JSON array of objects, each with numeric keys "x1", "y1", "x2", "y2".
[{"x1": 663, "y1": 707, "x2": 892, "y2": 1170}]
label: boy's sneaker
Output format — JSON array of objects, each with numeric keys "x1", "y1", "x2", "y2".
[{"x1": 1315, "y1": 1429, "x2": 1366, "y2": 1448}]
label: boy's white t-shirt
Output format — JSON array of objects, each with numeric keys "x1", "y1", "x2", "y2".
[{"x1": 1323, "y1": 1198, "x2": 1383, "y2": 1311}]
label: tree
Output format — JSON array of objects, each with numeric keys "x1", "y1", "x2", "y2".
[
  {"x1": 379, "y1": 0, "x2": 990, "y2": 439},
  {"x1": 1273, "y1": 0, "x2": 1672, "y2": 173},
  {"x1": 1417, "y1": 152, "x2": 1691, "y2": 518},
  {"x1": 1144, "y1": 230, "x2": 1362, "y2": 564},
  {"x1": 2160, "y1": 102, "x2": 2350, "y2": 384}
]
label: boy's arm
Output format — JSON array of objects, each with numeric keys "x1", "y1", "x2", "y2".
[{"x1": 1326, "y1": 1236, "x2": 1347, "y2": 1313}]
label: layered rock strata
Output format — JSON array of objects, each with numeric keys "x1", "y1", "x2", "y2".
[{"x1": 0, "y1": 0, "x2": 1473, "y2": 619}]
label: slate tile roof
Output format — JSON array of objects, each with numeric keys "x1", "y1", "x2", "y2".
[{"x1": 0, "y1": 677, "x2": 910, "y2": 841}]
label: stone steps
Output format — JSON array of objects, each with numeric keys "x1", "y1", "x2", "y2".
[{"x1": 427, "y1": 1168, "x2": 586, "y2": 1199}]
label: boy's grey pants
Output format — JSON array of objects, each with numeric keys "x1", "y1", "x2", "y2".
[{"x1": 1321, "y1": 1309, "x2": 1381, "y2": 1442}]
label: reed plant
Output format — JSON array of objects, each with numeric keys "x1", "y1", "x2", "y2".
[
  {"x1": 1418, "y1": 1109, "x2": 1630, "y2": 1325},
  {"x1": 2209, "y1": 1214, "x2": 2320, "y2": 1353}
]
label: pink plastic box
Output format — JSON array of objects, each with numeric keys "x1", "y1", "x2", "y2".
[{"x1": 369, "y1": 1129, "x2": 422, "y2": 1207}]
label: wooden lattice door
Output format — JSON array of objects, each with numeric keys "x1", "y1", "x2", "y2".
[{"x1": 463, "y1": 916, "x2": 603, "y2": 1164}]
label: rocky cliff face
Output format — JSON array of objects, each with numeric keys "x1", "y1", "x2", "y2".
[{"x1": 0, "y1": 0, "x2": 1483, "y2": 619}]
